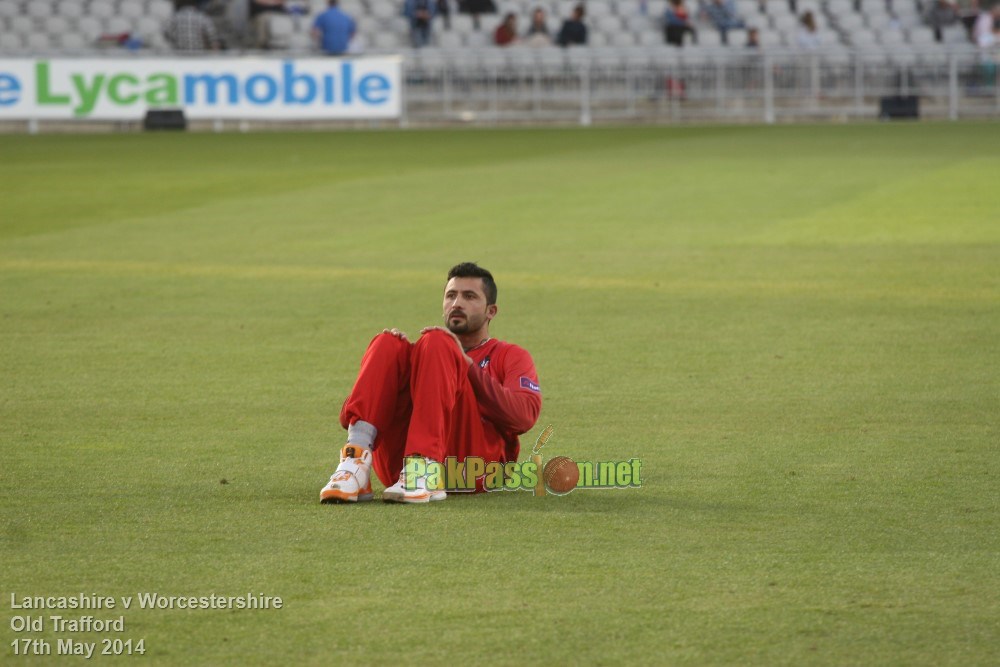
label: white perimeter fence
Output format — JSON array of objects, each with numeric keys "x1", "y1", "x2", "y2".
[{"x1": 400, "y1": 47, "x2": 1000, "y2": 125}]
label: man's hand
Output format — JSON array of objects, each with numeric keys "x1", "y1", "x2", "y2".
[
  {"x1": 421, "y1": 326, "x2": 474, "y2": 367},
  {"x1": 382, "y1": 328, "x2": 410, "y2": 342}
]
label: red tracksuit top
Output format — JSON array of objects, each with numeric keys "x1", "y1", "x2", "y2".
[{"x1": 463, "y1": 338, "x2": 542, "y2": 462}]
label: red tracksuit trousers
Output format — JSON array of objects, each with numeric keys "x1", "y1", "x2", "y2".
[{"x1": 339, "y1": 330, "x2": 500, "y2": 487}]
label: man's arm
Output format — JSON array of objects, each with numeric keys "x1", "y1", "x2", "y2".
[{"x1": 466, "y1": 365, "x2": 540, "y2": 434}]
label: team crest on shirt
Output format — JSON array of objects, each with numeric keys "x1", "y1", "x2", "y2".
[
  {"x1": 519, "y1": 377, "x2": 541, "y2": 393},
  {"x1": 479, "y1": 356, "x2": 490, "y2": 369}
]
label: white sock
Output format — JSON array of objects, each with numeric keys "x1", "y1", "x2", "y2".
[{"x1": 347, "y1": 420, "x2": 376, "y2": 450}]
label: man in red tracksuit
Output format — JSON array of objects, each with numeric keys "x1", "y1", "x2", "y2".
[{"x1": 320, "y1": 262, "x2": 542, "y2": 504}]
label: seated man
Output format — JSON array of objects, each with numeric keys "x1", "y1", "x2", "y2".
[
  {"x1": 702, "y1": 0, "x2": 744, "y2": 44},
  {"x1": 166, "y1": 0, "x2": 220, "y2": 51},
  {"x1": 557, "y1": 3, "x2": 588, "y2": 47},
  {"x1": 312, "y1": 0, "x2": 355, "y2": 55},
  {"x1": 320, "y1": 263, "x2": 542, "y2": 504},
  {"x1": 249, "y1": 0, "x2": 287, "y2": 49}
]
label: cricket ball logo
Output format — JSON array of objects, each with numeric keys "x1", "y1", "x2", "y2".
[
  {"x1": 528, "y1": 426, "x2": 641, "y2": 497},
  {"x1": 531, "y1": 426, "x2": 578, "y2": 496}
]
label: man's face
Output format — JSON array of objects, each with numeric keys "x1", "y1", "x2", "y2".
[{"x1": 442, "y1": 277, "x2": 496, "y2": 335}]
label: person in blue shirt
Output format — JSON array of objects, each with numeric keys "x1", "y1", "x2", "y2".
[
  {"x1": 404, "y1": 0, "x2": 437, "y2": 48},
  {"x1": 312, "y1": 0, "x2": 356, "y2": 55},
  {"x1": 701, "y1": 0, "x2": 744, "y2": 45}
]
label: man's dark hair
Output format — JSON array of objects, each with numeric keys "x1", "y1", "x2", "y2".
[{"x1": 447, "y1": 262, "x2": 497, "y2": 305}]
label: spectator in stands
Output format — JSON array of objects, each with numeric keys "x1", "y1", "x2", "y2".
[
  {"x1": 166, "y1": 0, "x2": 220, "y2": 51},
  {"x1": 524, "y1": 7, "x2": 552, "y2": 47},
  {"x1": 404, "y1": 0, "x2": 437, "y2": 48},
  {"x1": 745, "y1": 25, "x2": 760, "y2": 47},
  {"x1": 973, "y1": 2, "x2": 1000, "y2": 47},
  {"x1": 437, "y1": 0, "x2": 452, "y2": 31},
  {"x1": 795, "y1": 10, "x2": 821, "y2": 49},
  {"x1": 925, "y1": 0, "x2": 960, "y2": 42},
  {"x1": 249, "y1": 0, "x2": 287, "y2": 49},
  {"x1": 556, "y1": 3, "x2": 588, "y2": 46},
  {"x1": 664, "y1": 0, "x2": 697, "y2": 47},
  {"x1": 702, "y1": 0, "x2": 745, "y2": 44},
  {"x1": 312, "y1": 0, "x2": 355, "y2": 55},
  {"x1": 459, "y1": 0, "x2": 497, "y2": 31},
  {"x1": 494, "y1": 13, "x2": 519, "y2": 46}
]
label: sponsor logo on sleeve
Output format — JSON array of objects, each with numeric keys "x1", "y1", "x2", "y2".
[{"x1": 519, "y1": 377, "x2": 541, "y2": 393}]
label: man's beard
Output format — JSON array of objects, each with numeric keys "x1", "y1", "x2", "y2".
[
  {"x1": 446, "y1": 313, "x2": 473, "y2": 334},
  {"x1": 446, "y1": 320, "x2": 468, "y2": 334}
]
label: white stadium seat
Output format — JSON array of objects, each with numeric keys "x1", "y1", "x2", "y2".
[
  {"x1": 27, "y1": 1, "x2": 56, "y2": 20},
  {"x1": 119, "y1": 0, "x2": 145, "y2": 20},
  {"x1": 76, "y1": 16, "x2": 105, "y2": 40},
  {"x1": 88, "y1": 0, "x2": 115, "y2": 20},
  {"x1": 26, "y1": 33, "x2": 53, "y2": 50},
  {"x1": 44, "y1": 15, "x2": 72, "y2": 35},
  {"x1": 10, "y1": 16, "x2": 36, "y2": 34},
  {"x1": 106, "y1": 17, "x2": 134, "y2": 34},
  {"x1": 55, "y1": 32, "x2": 88, "y2": 49},
  {"x1": 147, "y1": 0, "x2": 174, "y2": 21},
  {"x1": 56, "y1": 0, "x2": 84, "y2": 20},
  {"x1": 267, "y1": 14, "x2": 294, "y2": 48},
  {"x1": 134, "y1": 16, "x2": 163, "y2": 39},
  {"x1": 0, "y1": 32, "x2": 24, "y2": 49},
  {"x1": 0, "y1": 0, "x2": 19, "y2": 19}
]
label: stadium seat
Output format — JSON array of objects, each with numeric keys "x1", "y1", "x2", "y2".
[
  {"x1": 465, "y1": 30, "x2": 490, "y2": 47},
  {"x1": 697, "y1": 30, "x2": 724, "y2": 47},
  {"x1": 267, "y1": 14, "x2": 295, "y2": 49},
  {"x1": 611, "y1": 31, "x2": 638, "y2": 47},
  {"x1": 119, "y1": 0, "x2": 145, "y2": 20},
  {"x1": 436, "y1": 31, "x2": 463, "y2": 49},
  {"x1": 27, "y1": 1, "x2": 55, "y2": 20},
  {"x1": 596, "y1": 15, "x2": 624, "y2": 33},
  {"x1": 25, "y1": 33, "x2": 53, "y2": 50},
  {"x1": 386, "y1": 16, "x2": 409, "y2": 34},
  {"x1": 0, "y1": 32, "x2": 24, "y2": 49},
  {"x1": 89, "y1": 0, "x2": 115, "y2": 20},
  {"x1": 0, "y1": 0, "x2": 19, "y2": 19},
  {"x1": 589, "y1": 32, "x2": 610, "y2": 46},
  {"x1": 728, "y1": 27, "x2": 748, "y2": 44},
  {"x1": 878, "y1": 29, "x2": 906, "y2": 46},
  {"x1": 836, "y1": 13, "x2": 866, "y2": 31},
  {"x1": 771, "y1": 14, "x2": 798, "y2": 31},
  {"x1": 77, "y1": 16, "x2": 105, "y2": 40},
  {"x1": 147, "y1": 0, "x2": 174, "y2": 21},
  {"x1": 134, "y1": 16, "x2": 164, "y2": 40},
  {"x1": 372, "y1": 32, "x2": 404, "y2": 50},
  {"x1": 735, "y1": 0, "x2": 760, "y2": 16},
  {"x1": 907, "y1": 27, "x2": 937, "y2": 46},
  {"x1": 288, "y1": 32, "x2": 312, "y2": 50},
  {"x1": 55, "y1": 1, "x2": 84, "y2": 20},
  {"x1": 54, "y1": 32, "x2": 88, "y2": 49},
  {"x1": 637, "y1": 30, "x2": 663, "y2": 46},
  {"x1": 355, "y1": 15, "x2": 380, "y2": 35},
  {"x1": 107, "y1": 17, "x2": 134, "y2": 35},
  {"x1": 758, "y1": 30, "x2": 783, "y2": 46},
  {"x1": 370, "y1": 2, "x2": 397, "y2": 20},
  {"x1": 10, "y1": 16, "x2": 35, "y2": 34},
  {"x1": 44, "y1": 15, "x2": 71, "y2": 35},
  {"x1": 450, "y1": 14, "x2": 476, "y2": 34}
]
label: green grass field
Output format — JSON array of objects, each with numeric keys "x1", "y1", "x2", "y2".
[{"x1": 1, "y1": 124, "x2": 998, "y2": 665}]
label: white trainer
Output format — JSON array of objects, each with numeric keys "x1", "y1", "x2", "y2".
[
  {"x1": 320, "y1": 445, "x2": 374, "y2": 504},
  {"x1": 382, "y1": 458, "x2": 447, "y2": 504}
]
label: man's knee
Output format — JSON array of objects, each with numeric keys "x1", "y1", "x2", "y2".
[
  {"x1": 364, "y1": 332, "x2": 412, "y2": 366},
  {"x1": 414, "y1": 329, "x2": 464, "y2": 362}
]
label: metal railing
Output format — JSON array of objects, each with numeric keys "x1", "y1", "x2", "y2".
[{"x1": 399, "y1": 47, "x2": 1000, "y2": 125}]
